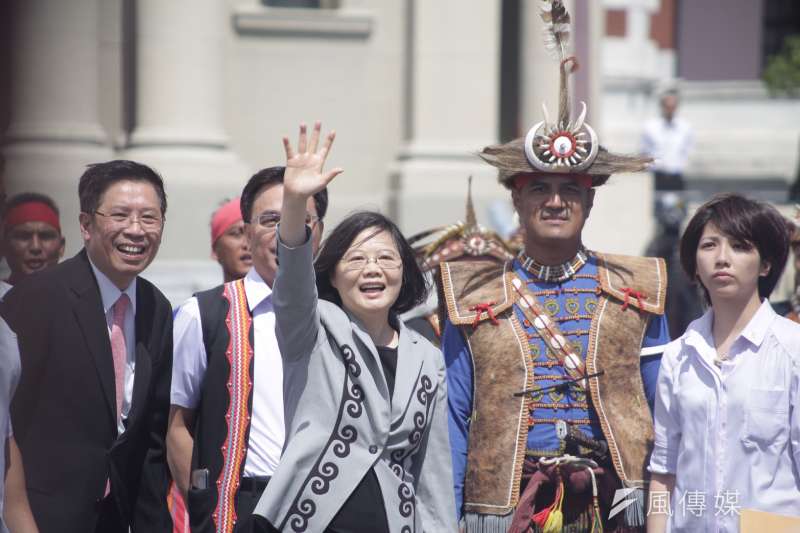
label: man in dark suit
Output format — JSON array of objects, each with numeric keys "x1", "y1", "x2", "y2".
[{"x1": 2, "y1": 160, "x2": 174, "y2": 533}]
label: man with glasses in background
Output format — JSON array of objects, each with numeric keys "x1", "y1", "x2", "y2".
[
  {"x1": 1, "y1": 160, "x2": 174, "y2": 532},
  {"x1": 167, "y1": 166, "x2": 327, "y2": 532}
]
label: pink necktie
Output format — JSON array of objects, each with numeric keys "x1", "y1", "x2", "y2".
[
  {"x1": 110, "y1": 293, "x2": 130, "y2": 425},
  {"x1": 105, "y1": 294, "x2": 129, "y2": 497}
]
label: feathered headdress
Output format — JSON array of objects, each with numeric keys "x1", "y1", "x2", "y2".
[
  {"x1": 480, "y1": 0, "x2": 651, "y2": 187},
  {"x1": 408, "y1": 177, "x2": 515, "y2": 271}
]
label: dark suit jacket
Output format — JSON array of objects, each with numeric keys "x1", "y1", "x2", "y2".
[{"x1": 1, "y1": 250, "x2": 173, "y2": 533}]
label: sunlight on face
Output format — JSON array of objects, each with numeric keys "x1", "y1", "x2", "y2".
[{"x1": 331, "y1": 228, "x2": 403, "y2": 321}]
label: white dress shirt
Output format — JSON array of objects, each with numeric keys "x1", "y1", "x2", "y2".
[
  {"x1": 89, "y1": 260, "x2": 137, "y2": 436},
  {"x1": 641, "y1": 116, "x2": 693, "y2": 175},
  {"x1": 649, "y1": 300, "x2": 800, "y2": 532},
  {"x1": 171, "y1": 268, "x2": 284, "y2": 477},
  {"x1": 0, "y1": 281, "x2": 11, "y2": 300},
  {"x1": 0, "y1": 317, "x2": 21, "y2": 533}
]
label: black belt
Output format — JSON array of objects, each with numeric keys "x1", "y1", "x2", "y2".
[{"x1": 239, "y1": 476, "x2": 271, "y2": 493}]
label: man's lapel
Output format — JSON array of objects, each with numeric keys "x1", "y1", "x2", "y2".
[{"x1": 70, "y1": 251, "x2": 116, "y2": 428}]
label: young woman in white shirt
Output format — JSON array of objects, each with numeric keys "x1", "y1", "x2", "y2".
[{"x1": 647, "y1": 193, "x2": 800, "y2": 532}]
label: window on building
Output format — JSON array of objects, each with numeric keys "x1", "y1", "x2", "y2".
[{"x1": 762, "y1": 0, "x2": 800, "y2": 64}]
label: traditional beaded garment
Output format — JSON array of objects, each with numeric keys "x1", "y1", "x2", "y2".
[
  {"x1": 514, "y1": 253, "x2": 604, "y2": 455},
  {"x1": 517, "y1": 248, "x2": 588, "y2": 284}
]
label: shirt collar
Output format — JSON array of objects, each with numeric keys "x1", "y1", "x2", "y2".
[
  {"x1": 685, "y1": 299, "x2": 776, "y2": 352},
  {"x1": 88, "y1": 257, "x2": 137, "y2": 316},
  {"x1": 243, "y1": 268, "x2": 273, "y2": 312},
  {"x1": 738, "y1": 299, "x2": 776, "y2": 348}
]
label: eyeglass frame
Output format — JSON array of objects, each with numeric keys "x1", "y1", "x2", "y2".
[
  {"x1": 339, "y1": 249, "x2": 403, "y2": 272},
  {"x1": 93, "y1": 209, "x2": 165, "y2": 230},
  {"x1": 252, "y1": 212, "x2": 321, "y2": 231}
]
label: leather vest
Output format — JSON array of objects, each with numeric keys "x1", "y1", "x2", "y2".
[{"x1": 440, "y1": 253, "x2": 667, "y2": 516}]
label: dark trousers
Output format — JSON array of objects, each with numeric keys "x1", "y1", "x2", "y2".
[
  {"x1": 232, "y1": 477, "x2": 280, "y2": 533},
  {"x1": 94, "y1": 494, "x2": 125, "y2": 533},
  {"x1": 653, "y1": 170, "x2": 685, "y2": 191}
]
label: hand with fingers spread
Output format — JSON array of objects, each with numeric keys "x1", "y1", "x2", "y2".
[
  {"x1": 280, "y1": 121, "x2": 343, "y2": 247},
  {"x1": 283, "y1": 121, "x2": 343, "y2": 199}
]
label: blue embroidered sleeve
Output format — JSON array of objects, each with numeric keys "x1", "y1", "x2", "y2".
[
  {"x1": 442, "y1": 319, "x2": 473, "y2": 520},
  {"x1": 639, "y1": 313, "x2": 670, "y2": 412}
]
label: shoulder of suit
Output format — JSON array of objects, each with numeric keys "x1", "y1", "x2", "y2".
[
  {"x1": 439, "y1": 259, "x2": 513, "y2": 326},
  {"x1": 592, "y1": 252, "x2": 667, "y2": 315}
]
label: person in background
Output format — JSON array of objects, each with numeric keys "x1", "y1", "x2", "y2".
[
  {"x1": 210, "y1": 197, "x2": 251, "y2": 283},
  {"x1": 648, "y1": 193, "x2": 800, "y2": 532},
  {"x1": 645, "y1": 192, "x2": 704, "y2": 339},
  {"x1": 2, "y1": 193, "x2": 65, "y2": 286},
  {"x1": 641, "y1": 88, "x2": 694, "y2": 193},
  {"x1": 253, "y1": 122, "x2": 456, "y2": 532},
  {"x1": 167, "y1": 167, "x2": 328, "y2": 532},
  {"x1": 780, "y1": 212, "x2": 800, "y2": 323},
  {"x1": 2, "y1": 160, "x2": 174, "y2": 533},
  {"x1": 0, "y1": 158, "x2": 38, "y2": 532}
]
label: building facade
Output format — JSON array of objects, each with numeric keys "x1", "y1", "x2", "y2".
[{"x1": 2, "y1": 0, "x2": 798, "y2": 304}]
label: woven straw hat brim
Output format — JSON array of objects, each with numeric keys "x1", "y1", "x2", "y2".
[{"x1": 479, "y1": 137, "x2": 653, "y2": 188}]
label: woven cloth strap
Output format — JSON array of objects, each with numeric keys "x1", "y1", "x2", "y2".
[{"x1": 213, "y1": 279, "x2": 254, "y2": 533}]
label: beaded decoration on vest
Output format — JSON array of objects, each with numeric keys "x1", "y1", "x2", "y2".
[{"x1": 517, "y1": 248, "x2": 589, "y2": 283}]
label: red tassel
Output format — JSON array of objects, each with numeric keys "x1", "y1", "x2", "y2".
[
  {"x1": 469, "y1": 301, "x2": 499, "y2": 327},
  {"x1": 620, "y1": 287, "x2": 647, "y2": 311}
]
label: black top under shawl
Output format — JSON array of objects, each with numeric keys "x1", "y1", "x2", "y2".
[{"x1": 324, "y1": 346, "x2": 398, "y2": 533}]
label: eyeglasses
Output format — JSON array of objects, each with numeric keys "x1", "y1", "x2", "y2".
[
  {"x1": 94, "y1": 210, "x2": 164, "y2": 230},
  {"x1": 341, "y1": 250, "x2": 403, "y2": 272},
  {"x1": 254, "y1": 213, "x2": 320, "y2": 231}
]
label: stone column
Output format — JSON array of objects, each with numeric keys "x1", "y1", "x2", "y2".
[
  {"x1": 128, "y1": 0, "x2": 228, "y2": 149},
  {"x1": 390, "y1": 0, "x2": 504, "y2": 235},
  {"x1": 519, "y1": 0, "x2": 564, "y2": 130},
  {"x1": 123, "y1": 0, "x2": 247, "y2": 298},
  {"x1": 3, "y1": 0, "x2": 113, "y2": 257}
]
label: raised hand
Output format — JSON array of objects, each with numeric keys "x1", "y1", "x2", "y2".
[{"x1": 282, "y1": 121, "x2": 343, "y2": 199}]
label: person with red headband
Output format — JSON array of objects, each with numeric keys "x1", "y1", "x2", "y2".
[
  {"x1": 0, "y1": 166, "x2": 39, "y2": 533},
  {"x1": 210, "y1": 197, "x2": 252, "y2": 283},
  {"x1": 441, "y1": 2, "x2": 671, "y2": 531},
  {"x1": 3, "y1": 193, "x2": 65, "y2": 286}
]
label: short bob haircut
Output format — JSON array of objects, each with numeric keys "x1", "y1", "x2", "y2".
[
  {"x1": 680, "y1": 193, "x2": 790, "y2": 303},
  {"x1": 314, "y1": 211, "x2": 428, "y2": 315}
]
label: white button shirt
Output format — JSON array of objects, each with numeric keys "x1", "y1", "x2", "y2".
[
  {"x1": 89, "y1": 260, "x2": 137, "y2": 436},
  {"x1": 0, "y1": 317, "x2": 20, "y2": 533},
  {"x1": 649, "y1": 301, "x2": 800, "y2": 532},
  {"x1": 171, "y1": 268, "x2": 284, "y2": 477},
  {"x1": 641, "y1": 116, "x2": 693, "y2": 175}
]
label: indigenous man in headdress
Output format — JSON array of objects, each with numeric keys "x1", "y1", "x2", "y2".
[
  {"x1": 405, "y1": 177, "x2": 515, "y2": 343},
  {"x1": 442, "y1": 1, "x2": 670, "y2": 531}
]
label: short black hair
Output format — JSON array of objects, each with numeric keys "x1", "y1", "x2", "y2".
[
  {"x1": 79, "y1": 160, "x2": 167, "y2": 215},
  {"x1": 5, "y1": 192, "x2": 61, "y2": 217},
  {"x1": 240, "y1": 166, "x2": 328, "y2": 223},
  {"x1": 680, "y1": 193, "x2": 789, "y2": 303},
  {"x1": 314, "y1": 211, "x2": 428, "y2": 315}
]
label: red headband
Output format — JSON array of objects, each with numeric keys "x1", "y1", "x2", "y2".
[
  {"x1": 210, "y1": 197, "x2": 243, "y2": 247},
  {"x1": 513, "y1": 174, "x2": 592, "y2": 190},
  {"x1": 4, "y1": 201, "x2": 61, "y2": 231}
]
